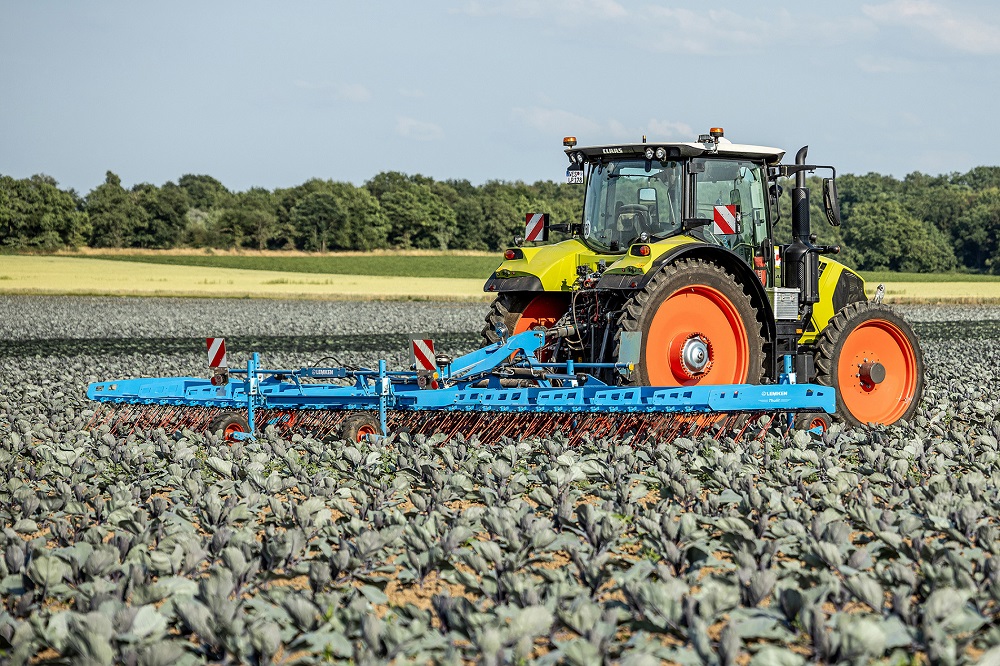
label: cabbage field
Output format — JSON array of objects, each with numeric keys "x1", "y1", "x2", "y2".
[{"x1": 2, "y1": 296, "x2": 1000, "y2": 665}]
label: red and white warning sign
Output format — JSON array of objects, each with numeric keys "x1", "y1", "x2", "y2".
[
  {"x1": 206, "y1": 337, "x2": 227, "y2": 368},
  {"x1": 774, "y1": 245, "x2": 782, "y2": 268},
  {"x1": 524, "y1": 213, "x2": 549, "y2": 242},
  {"x1": 712, "y1": 205, "x2": 739, "y2": 235},
  {"x1": 411, "y1": 338, "x2": 436, "y2": 371}
]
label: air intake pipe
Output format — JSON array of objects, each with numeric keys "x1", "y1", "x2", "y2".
[{"x1": 783, "y1": 146, "x2": 820, "y2": 304}]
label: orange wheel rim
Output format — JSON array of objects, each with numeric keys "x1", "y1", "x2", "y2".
[
  {"x1": 357, "y1": 424, "x2": 378, "y2": 442},
  {"x1": 513, "y1": 294, "x2": 567, "y2": 361},
  {"x1": 512, "y1": 294, "x2": 566, "y2": 335},
  {"x1": 223, "y1": 422, "x2": 245, "y2": 441},
  {"x1": 838, "y1": 319, "x2": 918, "y2": 425},
  {"x1": 810, "y1": 417, "x2": 827, "y2": 432},
  {"x1": 644, "y1": 285, "x2": 750, "y2": 386}
]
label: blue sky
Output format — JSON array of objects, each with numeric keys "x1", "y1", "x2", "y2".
[{"x1": 2, "y1": 1, "x2": 998, "y2": 193}]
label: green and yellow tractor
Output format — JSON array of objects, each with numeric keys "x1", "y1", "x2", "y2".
[{"x1": 482, "y1": 128, "x2": 923, "y2": 427}]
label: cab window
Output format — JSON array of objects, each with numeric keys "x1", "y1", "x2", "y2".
[
  {"x1": 582, "y1": 159, "x2": 683, "y2": 252},
  {"x1": 691, "y1": 158, "x2": 768, "y2": 264}
]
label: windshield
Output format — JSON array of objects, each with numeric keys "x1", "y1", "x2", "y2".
[{"x1": 582, "y1": 159, "x2": 682, "y2": 252}]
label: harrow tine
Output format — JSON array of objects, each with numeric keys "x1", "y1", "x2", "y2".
[{"x1": 89, "y1": 399, "x2": 803, "y2": 447}]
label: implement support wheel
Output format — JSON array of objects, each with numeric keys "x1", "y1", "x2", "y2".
[
  {"x1": 618, "y1": 259, "x2": 765, "y2": 386},
  {"x1": 209, "y1": 412, "x2": 250, "y2": 442},
  {"x1": 795, "y1": 412, "x2": 831, "y2": 434},
  {"x1": 340, "y1": 412, "x2": 380, "y2": 443},
  {"x1": 815, "y1": 301, "x2": 924, "y2": 427}
]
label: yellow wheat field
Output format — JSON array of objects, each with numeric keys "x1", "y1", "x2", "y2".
[
  {"x1": 2, "y1": 255, "x2": 1000, "y2": 303},
  {"x1": 0, "y1": 256, "x2": 492, "y2": 301}
]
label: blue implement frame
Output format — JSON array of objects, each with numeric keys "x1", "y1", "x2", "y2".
[{"x1": 87, "y1": 329, "x2": 836, "y2": 439}]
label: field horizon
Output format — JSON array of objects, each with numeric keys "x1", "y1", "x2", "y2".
[{"x1": 4, "y1": 252, "x2": 1000, "y2": 303}]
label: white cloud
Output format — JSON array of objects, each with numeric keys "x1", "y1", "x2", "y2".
[
  {"x1": 458, "y1": 3, "x2": 870, "y2": 56},
  {"x1": 863, "y1": 0, "x2": 1000, "y2": 55},
  {"x1": 457, "y1": 0, "x2": 626, "y2": 21},
  {"x1": 515, "y1": 109, "x2": 692, "y2": 143},
  {"x1": 292, "y1": 80, "x2": 372, "y2": 103},
  {"x1": 606, "y1": 118, "x2": 693, "y2": 142},
  {"x1": 632, "y1": 7, "x2": 799, "y2": 55},
  {"x1": 396, "y1": 117, "x2": 444, "y2": 141},
  {"x1": 646, "y1": 119, "x2": 694, "y2": 140},
  {"x1": 855, "y1": 54, "x2": 917, "y2": 73},
  {"x1": 336, "y1": 84, "x2": 372, "y2": 103},
  {"x1": 513, "y1": 106, "x2": 601, "y2": 135}
]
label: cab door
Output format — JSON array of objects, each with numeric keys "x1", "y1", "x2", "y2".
[{"x1": 689, "y1": 157, "x2": 771, "y2": 284}]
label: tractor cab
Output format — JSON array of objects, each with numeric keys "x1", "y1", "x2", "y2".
[{"x1": 566, "y1": 130, "x2": 785, "y2": 267}]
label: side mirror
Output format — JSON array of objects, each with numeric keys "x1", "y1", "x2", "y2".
[
  {"x1": 823, "y1": 178, "x2": 841, "y2": 227},
  {"x1": 769, "y1": 183, "x2": 783, "y2": 199}
]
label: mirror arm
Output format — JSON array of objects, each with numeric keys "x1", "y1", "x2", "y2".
[
  {"x1": 774, "y1": 164, "x2": 837, "y2": 179},
  {"x1": 682, "y1": 218, "x2": 711, "y2": 231}
]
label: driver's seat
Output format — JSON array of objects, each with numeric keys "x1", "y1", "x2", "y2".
[{"x1": 614, "y1": 201, "x2": 638, "y2": 245}]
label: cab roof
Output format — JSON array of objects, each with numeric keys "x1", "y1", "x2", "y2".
[{"x1": 568, "y1": 138, "x2": 786, "y2": 164}]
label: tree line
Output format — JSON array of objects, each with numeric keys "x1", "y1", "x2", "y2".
[{"x1": 3, "y1": 166, "x2": 1000, "y2": 273}]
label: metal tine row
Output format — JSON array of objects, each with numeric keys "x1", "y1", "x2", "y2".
[{"x1": 87, "y1": 405, "x2": 780, "y2": 445}]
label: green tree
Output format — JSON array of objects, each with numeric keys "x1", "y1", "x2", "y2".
[
  {"x1": 330, "y1": 183, "x2": 389, "y2": 250},
  {"x1": 378, "y1": 181, "x2": 456, "y2": 250},
  {"x1": 291, "y1": 191, "x2": 345, "y2": 252},
  {"x1": 952, "y1": 188, "x2": 1000, "y2": 272},
  {"x1": 131, "y1": 182, "x2": 190, "y2": 248},
  {"x1": 0, "y1": 174, "x2": 90, "y2": 250},
  {"x1": 842, "y1": 200, "x2": 956, "y2": 272},
  {"x1": 178, "y1": 174, "x2": 231, "y2": 211},
  {"x1": 86, "y1": 172, "x2": 149, "y2": 248},
  {"x1": 216, "y1": 188, "x2": 278, "y2": 250}
]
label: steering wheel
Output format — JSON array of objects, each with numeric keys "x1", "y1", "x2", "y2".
[{"x1": 617, "y1": 204, "x2": 653, "y2": 236}]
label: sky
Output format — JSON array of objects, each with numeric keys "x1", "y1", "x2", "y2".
[{"x1": 2, "y1": 0, "x2": 999, "y2": 194}]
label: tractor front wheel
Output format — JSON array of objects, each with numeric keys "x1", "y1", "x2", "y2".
[
  {"x1": 814, "y1": 301, "x2": 924, "y2": 427},
  {"x1": 618, "y1": 259, "x2": 765, "y2": 386}
]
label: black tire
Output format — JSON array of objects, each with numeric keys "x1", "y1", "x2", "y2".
[
  {"x1": 617, "y1": 259, "x2": 765, "y2": 386},
  {"x1": 480, "y1": 292, "x2": 570, "y2": 346},
  {"x1": 481, "y1": 293, "x2": 533, "y2": 345},
  {"x1": 794, "y1": 412, "x2": 831, "y2": 434},
  {"x1": 340, "y1": 412, "x2": 380, "y2": 443},
  {"x1": 814, "y1": 301, "x2": 924, "y2": 427},
  {"x1": 209, "y1": 412, "x2": 250, "y2": 441}
]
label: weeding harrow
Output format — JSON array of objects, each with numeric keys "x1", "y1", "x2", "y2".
[{"x1": 87, "y1": 328, "x2": 835, "y2": 444}]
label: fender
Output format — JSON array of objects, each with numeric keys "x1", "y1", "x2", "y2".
[{"x1": 597, "y1": 241, "x2": 777, "y2": 354}]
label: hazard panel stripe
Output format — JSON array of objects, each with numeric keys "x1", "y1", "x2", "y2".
[
  {"x1": 412, "y1": 339, "x2": 435, "y2": 371},
  {"x1": 207, "y1": 337, "x2": 227, "y2": 368},
  {"x1": 712, "y1": 205, "x2": 737, "y2": 235},
  {"x1": 525, "y1": 213, "x2": 545, "y2": 242}
]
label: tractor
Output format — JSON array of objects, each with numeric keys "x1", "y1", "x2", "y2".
[{"x1": 481, "y1": 128, "x2": 924, "y2": 428}]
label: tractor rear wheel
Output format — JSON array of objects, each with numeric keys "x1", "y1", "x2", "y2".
[
  {"x1": 815, "y1": 301, "x2": 923, "y2": 427},
  {"x1": 618, "y1": 259, "x2": 765, "y2": 386},
  {"x1": 209, "y1": 412, "x2": 250, "y2": 441},
  {"x1": 481, "y1": 292, "x2": 569, "y2": 345},
  {"x1": 340, "y1": 412, "x2": 380, "y2": 443}
]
